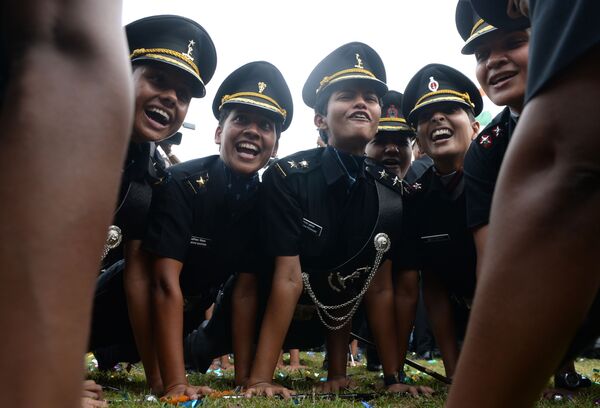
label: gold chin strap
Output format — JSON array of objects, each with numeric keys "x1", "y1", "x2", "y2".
[
  {"x1": 130, "y1": 48, "x2": 201, "y2": 79},
  {"x1": 220, "y1": 92, "x2": 287, "y2": 120},
  {"x1": 317, "y1": 68, "x2": 376, "y2": 94},
  {"x1": 414, "y1": 89, "x2": 474, "y2": 111}
]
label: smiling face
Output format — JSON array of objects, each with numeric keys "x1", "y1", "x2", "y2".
[
  {"x1": 215, "y1": 105, "x2": 279, "y2": 175},
  {"x1": 416, "y1": 103, "x2": 480, "y2": 174},
  {"x1": 315, "y1": 84, "x2": 381, "y2": 156},
  {"x1": 366, "y1": 132, "x2": 413, "y2": 178},
  {"x1": 131, "y1": 63, "x2": 193, "y2": 143},
  {"x1": 474, "y1": 29, "x2": 529, "y2": 113}
]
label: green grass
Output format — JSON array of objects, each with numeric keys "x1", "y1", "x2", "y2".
[{"x1": 87, "y1": 353, "x2": 600, "y2": 407}]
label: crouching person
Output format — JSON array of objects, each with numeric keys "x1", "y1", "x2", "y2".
[{"x1": 140, "y1": 61, "x2": 293, "y2": 399}]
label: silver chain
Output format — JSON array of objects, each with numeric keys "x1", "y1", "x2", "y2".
[
  {"x1": 100, "y1": 225, "x2": 123, "y2": 261},
  {"x1": 301, "y1": 233, "x2": 390, "y2": 330}
]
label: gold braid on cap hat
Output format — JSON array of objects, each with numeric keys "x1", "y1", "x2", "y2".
[
  {"x1": 414, "y1": 89, "x2": 474, "y2": 111},
  {"x1": 220, "y1": 92, "x2": 287, "y2": 120},
  {"x1": 470, "y1": 19, "x2": 485, "y2": 36},
  {"x1": 130, "y1": 48, "x2": 201, "y2": 79},
  {"x1": 317, "y1": 68, "x2": 376, "y2": 94}
]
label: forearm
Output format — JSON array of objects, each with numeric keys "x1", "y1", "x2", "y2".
[
  {"x1": 153, "y1": 273, "x2": 186, "y2": 390},
  {"x1": 472, "y1": 225, "x2": 488, "y2": 280},
  {"x1": 393, "y1": 269, "x2": 419, "y2": 367},
  {"x1": 248, "y1": 257, "x2": 303, "y2": 384},
  {"x1": 364, "y1": 261, "x2": 399, "y2": 376},
  {"x1": 232, "y1": 273, "x2": 258, "y2": 385},
  {"x1": 123, "y1": 241, "x2": 161, "y2": 392},
  {"x1": 422, "y1": 275, "x2": 459, "y2": 378}
]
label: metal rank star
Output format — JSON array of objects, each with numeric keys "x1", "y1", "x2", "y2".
[
  {"x1": 493, "y1": 125, "x2": 501, "y2": 137},
  {"x1": 412, "y1": 182, "x2": 422, "y2": 190},
  {"x1": 378, "y1": 169, "x2": 389, "y2": 179},
  {"x1": 392, "y1": 176, "x2": 401, "y2": 186},
  {"x1": 288, "y1": 160, "x2": 298, "y2": 168},
  {"x1": 299, "y1": 160, "x2": 309, "y2": 169},
  {"x1": 196, "y1": 175, "x2": 208, "y2": 188}
]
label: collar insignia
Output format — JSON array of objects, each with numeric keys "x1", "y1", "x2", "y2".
[
  {"x1": 196, "y1": 175, "x2": 208, "y2": 188},
  {"x1": 480, "y1": 134, "x2": 492, "y2": 148},
  {"x1": 379, "y1": 169, "x2": 389, "y2": 179},
  {"x1": 288, "y1": 160, "x2": 298, "y2": 168}
]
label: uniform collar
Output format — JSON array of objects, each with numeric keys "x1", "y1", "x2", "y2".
[{"x1": 321, "y1": 145, "x2": 365, "y2": 187}]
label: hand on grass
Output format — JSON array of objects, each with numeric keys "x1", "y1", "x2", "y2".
[
  {"x1": 244, "y1": 381, "x2": 295, "y2": 398},
  {"x1": 162, "y1": 383, "x2": 213, "y2": 400},
  {"x1": 81, "y1": 380, "x2": 107, "y2": 407},
  {"x1": 387, "y1": 383, "x2": 434, "y2": 396},
  {"x1": 316, "y1": 376, "x2": 355, "y2": 393}
]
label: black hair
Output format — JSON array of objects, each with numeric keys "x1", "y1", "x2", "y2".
[{"x1": 218, "y1": 106, "x2": 282, "y2": 139}]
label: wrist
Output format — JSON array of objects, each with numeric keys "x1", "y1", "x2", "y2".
[{"x1": 383, "y1": 371, "x2": 404, "y2": 387}]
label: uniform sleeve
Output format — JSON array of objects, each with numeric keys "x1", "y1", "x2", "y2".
[
  {"x1": 143, "y1": 176, "x2": 194, "y2": 262},
  {"x1": 463, "y1": 141, "x2": 495, "y2": 229},
  {"x1": 261, "y1": 165, "x2": 304, "y2": 257}
]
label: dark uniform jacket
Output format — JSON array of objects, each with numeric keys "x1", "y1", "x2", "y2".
[
  {"x1": 261, "y1": 146, "x2": 403, "y2": 299},
  {"x1": 102, "y1": 142, "x2": 167, "y2": 267},
  {"x1": 399, "y1": 167, "x2": 476, "y2": 300},
  {"x1": 143, "y1": 155, "x2": 263, "y2": 304},
  {"x1": 464, "y1": 107, "x2": 516, "y2": 229}
]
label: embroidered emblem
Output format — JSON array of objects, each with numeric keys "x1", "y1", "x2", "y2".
[
  {"x1": 379, "y1": 169, "x2": 389, "y2": 179},
  {"x1": 493, "y1": 125, "x2": 501, "y2": 137},
  {"x1": 428, "y1": 76, "x2": 439, "y2": 92},
  {"x1": 184, "y1": 40, "x2": 195, "y2": 60},
  {"x1": 299, "y1": 160, "x2": 309, "y2": 169},
  {"x1": 288, "y1": 160, "x2": 298, "y2": 168},
  {"x1": 386, "y1": 104, "x2": 399, "y2": 118},
  {"x1": 258, "y1": 82, "x2": 267, "y2": 94},
  {"x1": 196, "y1": 175, "x2": 208, "y2": 188},
  {"x1": 392, "y1": 176, "x2": 401, "y2": 186},
  {"x1": 354, "y1": 53, "x2": 364, "y2": 69},
  {"x1": 479, "y1": 134, "x2": 492, "y2": 148}
]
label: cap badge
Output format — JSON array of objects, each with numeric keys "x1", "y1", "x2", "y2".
[
  {"x1": 354, "y1": 53, "x2": 364, "y2": 69},
  {"x1": 258, "y1": 82, "x2": 267, "y2": 94},
  {"x1": 184, "y1": 40, "x2": 195, "y2": 61},
  {"x1": 386, "y1": 104, "x2": 399, "y2": 118},
  {"x1": 428, "y1": 76, "x2": 439, "y2": 92}
]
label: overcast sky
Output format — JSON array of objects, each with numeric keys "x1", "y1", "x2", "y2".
[{"x1": 123, "y1": 0, "x2": 501, "y2": 162}]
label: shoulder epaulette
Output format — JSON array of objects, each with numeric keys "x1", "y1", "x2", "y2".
[
  {"x1": 475, "y1": 108, "x2": 510, "y2": 149},
  {"x1": 271, "y1": 148, "x2": 322, "y2": 178},
  {"x1": 173, "y1": 155, "x2": 220, "y2": 195}
]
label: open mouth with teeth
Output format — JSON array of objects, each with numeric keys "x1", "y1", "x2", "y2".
[
  {"x1": 145, "y1": 107, "x2": 171, "y2": 126},
  {"x1": 490, "y1": 71, "x2": 517, "y2": 86},
  {"x1": 431, "y1": 128, "x2": 453, "y2": 142},
  {"x1": 349, "y1": 111, "x2": 371, "y2": 121},
  {"x1": 235, "y1": 142, "x2": 260, "y2": 158}
]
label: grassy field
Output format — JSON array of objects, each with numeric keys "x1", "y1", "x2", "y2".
[{"x1": 88, "y1": 353, "x2": 600, "y2": 407}]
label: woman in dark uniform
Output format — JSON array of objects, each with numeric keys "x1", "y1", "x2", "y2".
[
  {"x1": 448, "y1": 1, "x2": 600, "y2": 407},
  {"x1": 142, "y1": 61, "x2": 293, "y2": 400},
  {"x1": 244, "y1": 42, "x2": 432, "y2": 398},
  {"x1": 398, "y1": 63, "x2": 482, "y2": 380},
  {"x1": 89, "y1": 14, "x2": 217, "y2": 394}
]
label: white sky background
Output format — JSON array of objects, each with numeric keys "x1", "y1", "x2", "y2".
[{"x1": 122, "y1": 0, "x2": 501, "y2": 162}]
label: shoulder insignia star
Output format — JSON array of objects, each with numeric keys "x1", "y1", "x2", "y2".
[
  {"x1": 196, "y1": 175, "x2": 208, "y2": 188},
  {"x1": 299, "y1": 160, "x2": 309, "y2": 169},
  {"x1": 412, "y1": 182, "x2": 422, "y2": 190},
  {"x1": 493, "y1": 125, "x2": 502, "y2": 137},
  {"x1": 392, "y1": 176, "x2": 401, "y2": 186},
  {"x1": 288, "y1": 160, "x2": 298, "y2": 168},
  {"x1": 379, "y1": 169, "x2": 389, "y2": 179}
]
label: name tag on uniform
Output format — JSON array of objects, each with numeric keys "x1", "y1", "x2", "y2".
[
  {"x1": 190, "y1": 236, "x2": 211, "y2": 247},
  {"x1": 302, "y1": 218, "x2": 323, "y2": 237},
  {"x1": 420, "y1": 233, "x2": 450, "y2": 243}
]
